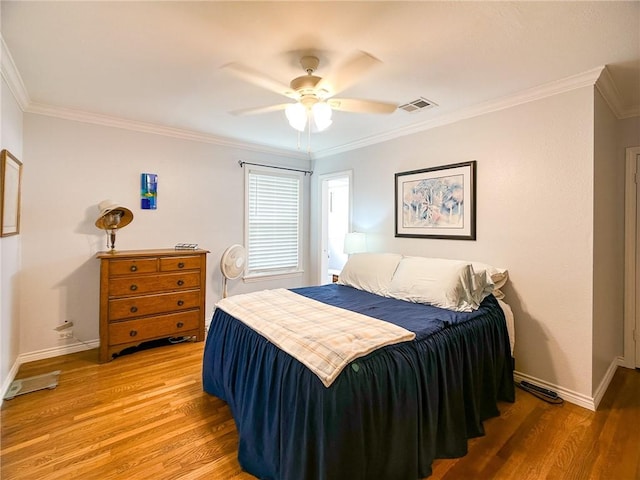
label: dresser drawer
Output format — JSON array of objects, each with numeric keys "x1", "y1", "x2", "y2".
[
  {"x1": 108, "y1": 271, "x2": 200, "y2": 297},
  {"x1": 109, "y1": 258, "x2": 158, "y2": 276},
  {"x1": 108, "y1": 290, "x2": 201, "y2": 321},
  {"x1": 108, "y1": 310, "x2": 201, "y2": 346},
  {"x1": 160, "y1": 256, "x2": 202, "y2": 272}
]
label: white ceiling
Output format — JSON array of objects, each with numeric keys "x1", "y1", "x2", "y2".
[{"x1": 2, "y1": 1, "x2": 639, "y2": 158}]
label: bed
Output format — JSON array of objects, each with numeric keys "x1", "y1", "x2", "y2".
[{"x1": 202, "y1": 254, "x2": 515, "y2": 480}]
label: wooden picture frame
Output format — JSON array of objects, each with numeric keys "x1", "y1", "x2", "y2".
[
  {"x1": 1, "y1": 149, "x2": 23, "y2": 237},
  {"x1": 395, "y1": 161, "x2": 476, "y2": 240}
]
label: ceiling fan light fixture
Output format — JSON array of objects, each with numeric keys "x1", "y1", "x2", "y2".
[
  {"x1": 285, "y1": 102, "x2": 307, "y2": 132},
  {"x1": 312, "y1": 102, "x2": 332, "y2": 131},
  {"x1": 224, "y1": 51, "x2": 393, "y2": 139}
]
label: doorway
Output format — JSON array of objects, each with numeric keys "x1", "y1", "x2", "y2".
[
  {"x1": 319, "y1": 171, "x2": 352, "y2": 285},
  {"x1": 624, "y1": 146, "x2": 640, "y2": 368}
]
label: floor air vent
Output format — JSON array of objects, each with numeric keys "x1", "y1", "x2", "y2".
[{"x1": 399, "y1": 97, "x2": 437, "y2": 113}]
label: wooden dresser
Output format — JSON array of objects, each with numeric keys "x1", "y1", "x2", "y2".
[{"x1": 97, "y1": 248, "x2": 209, "y2": 362}]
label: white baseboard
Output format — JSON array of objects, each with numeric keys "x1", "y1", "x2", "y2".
[
  {"x1": 514, "y1": 370, "x2": 595, "y2": 410},
  {"x1": 4, "y1": 343, "x2": 624, "y2": 413},
  {"x1": 0, "y1": 339, "x2": 98, "y2": 408},
  {"x1": 514, "y1": 356, "x2": 622, "y2": 412},
  {"x1": 16, "y1": 339, "x2": 99, "y2": 364},
  {"x1": 592, "y1": 356, "x2": 624, "y2": 409}
]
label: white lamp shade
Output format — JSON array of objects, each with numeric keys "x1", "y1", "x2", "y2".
[
  {"x1": 312, "y1": 102, "x2": 333, "y2": 131},
  {"x1": 285, "y1": 103, "x2": 307, "y2": 132},
  {"x1": 344, "y1": 232, "x2": 367, "y2": 254}
]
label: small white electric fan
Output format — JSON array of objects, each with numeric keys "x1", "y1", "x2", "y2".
[{"x1": 220, "y1": 244, "x2": 247, "y2": 298}]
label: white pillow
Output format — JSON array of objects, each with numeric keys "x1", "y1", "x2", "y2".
[
  {"x1": 471, "y1": 261, "x2": 509, "y2": 299},
  {"x1": 337, "y1": 253, "x2": 403, "y2": 296},
  {"x1": 470, "y1": 268, "x2": 495, "y2": 304},
  {"x1": 388, "y1": 257, "x2": 483, "y2": 312}
]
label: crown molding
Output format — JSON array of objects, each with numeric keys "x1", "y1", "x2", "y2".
[
  {"x1": 0, "y1": 35, "x2": 31, "y2": 110},
  {"x1": 315, "y1": 66, "x2": 607, "y2": 158},
  {"x1": 19, "y1": 65, "x2": 607, "y2": 160},
  {"x1": 3, "y1": 32, "x2": 634, "y2": 162},
  {"x1": 596, "y1": 65, "x2": 640, "y2": 119},
  {"x1": 25, "y1": 102, "x2": 308, "y2": 160}
]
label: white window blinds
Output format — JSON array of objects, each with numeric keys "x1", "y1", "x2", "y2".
[{"x1": 245, "y1": 167, "x2": 302, "y2": 277}]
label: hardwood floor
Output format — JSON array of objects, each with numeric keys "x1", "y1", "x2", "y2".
[{"x1": 1, "y1": 341, "x2": 639, "y2": 480}]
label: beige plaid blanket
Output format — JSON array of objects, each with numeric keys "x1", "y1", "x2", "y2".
[{"x1": 215, "y1": 289, "x2": 416, "y2": 387}]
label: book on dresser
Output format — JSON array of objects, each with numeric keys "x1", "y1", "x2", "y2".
[{"x1": 96, "y1": 248, "x2": 209, "y2": 362}]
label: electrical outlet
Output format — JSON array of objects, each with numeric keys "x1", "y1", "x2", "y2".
[{"x1": 58, "y1": 330, "x2": 73, "y2": 339}]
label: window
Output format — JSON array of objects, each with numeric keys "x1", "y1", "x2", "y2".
[{"x1": 244, "y1": 165, "x2": 303, "y2": 279}]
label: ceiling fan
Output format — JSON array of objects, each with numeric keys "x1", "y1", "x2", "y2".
[{"x1": 222, "y1": 52, "x2": 397, "y2": 132}]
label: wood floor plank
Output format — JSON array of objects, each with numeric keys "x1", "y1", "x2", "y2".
[{"x1": 2, "y1": 341, "x2": 639, "y2": 479}]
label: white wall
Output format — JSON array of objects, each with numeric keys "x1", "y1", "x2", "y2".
[
  {"x1": 0, "y1": 76, "x2": 24, "y2": 392},
  {"x1": 592, "y1": 90, "x2": 625, "y2": 393},
  {"x1": 312, "y1": 87, "x2": 597, "y2": 398},
  {"x1": 19, "y1": 114, "x2": 311, "y2": 355}
]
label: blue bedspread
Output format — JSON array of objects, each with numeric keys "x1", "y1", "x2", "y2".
[
  {"x1": 292, "y1": 284, "x2": 495, "y2": 340},
  {"x1": 202, "y1": 284, "x2": 514, "y2": 480}
]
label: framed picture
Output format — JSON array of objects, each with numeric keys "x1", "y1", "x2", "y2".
[
  {"x1": 0, "y1": 150, "x2": 23, "y2": 237},
  {"x1": 395, "y1": 161, "x2": 476, "y2": 240},
  {"x1": 141, "y1": 173, "x2": 158, "y2": 210}
]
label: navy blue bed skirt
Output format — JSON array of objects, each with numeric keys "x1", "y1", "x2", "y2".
[{"x1": 202, "y1": 286, "x2": 514, "y2": 480}]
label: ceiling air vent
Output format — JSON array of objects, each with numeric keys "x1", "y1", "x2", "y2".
[{"x1": 398, "y1": 97, "x2": 437, "y2": 113}]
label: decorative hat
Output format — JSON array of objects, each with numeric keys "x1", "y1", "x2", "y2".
[{"x1": 95, "y1": 200, "x2": 134, "y2": 230}]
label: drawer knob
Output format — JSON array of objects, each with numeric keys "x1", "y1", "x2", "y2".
[
  {"x1": 130, "y1": 306, "x2": 138, "y2": 313},
  {"x1": 177, "y1": 300, "x2": 184, "y2": 306},
  {"x1": 177, "y1": 280, "x2": 184, "y2": 286},
  {"x1": 130, "y1": 265, "x2": 138, "y2": 272},
  {"x1": 129, "y1": 330, "x2": 138, "y2": 337},
  {"x1": 178, "y1": 262, "x2": 185, "y2": 268},
  {"x1": 176, "y1": 322, "x2": 184, "y2": 328},
  {"x1": 130, "y1": 284, "x2": 138, "y2": 291}
]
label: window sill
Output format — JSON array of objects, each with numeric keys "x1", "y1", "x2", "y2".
[{"x1": 243, "y1": 270, "x2": 304, "y2": 283}]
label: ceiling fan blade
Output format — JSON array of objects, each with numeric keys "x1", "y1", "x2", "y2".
[
  {"x1": 221, "y1": 63, "x2": 298, "y2": 99},
  {"x1": 230, "y1": 103, "x2": 291, "y2": 116},
  {"x1": 328, "y1": 98, "x2": 397, "y2": 114},
  {"x1": 317, "y1": 51, "x2": 382, "y2": 96}
]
